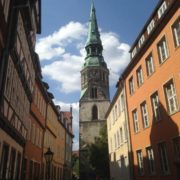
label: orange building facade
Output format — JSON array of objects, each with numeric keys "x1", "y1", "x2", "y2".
[
  {"x1": 23, "y1": 74, "x2": 48, "y2": 180},
  {"x1": 121, "y1": 0, "x2": 180, "y2": 179}
]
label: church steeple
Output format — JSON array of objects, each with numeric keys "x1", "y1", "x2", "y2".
[
  {"x1": 84, "y1": 1, "x2": 106, "y2": 68},
  {"x1": 79, "y1": 3, "x2": 110, "y2": 168},
  {"x1": 86, "y1": 1, "x2": 102, "y2": 47}
]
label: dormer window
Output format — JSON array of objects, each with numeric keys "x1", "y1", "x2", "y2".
[
  {"x1": 138, "y1": 35, "x2": 145, "y2": 48},
  {"x1": 131, "y1": 47, "x2": 137, "y2": 58},
  {"x1": 147, "y1": 19, "x2": 155, "y2": 35},
  {"x1": 158, "y1": 1, "x2": 167, "y2": 19}
]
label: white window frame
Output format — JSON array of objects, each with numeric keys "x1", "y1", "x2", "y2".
[
  {"x1": 146, "y1": 53, "x2": 154, "y2": 76},
  {"x1": 141, "y1": 101, "x2": 149, "y2": 128},
  {"x1": 146, "y1": 147, "x2": 156, "y2": 175},
  {"x1": 136, "y1": 66, "x2": 144, "y2": 87},
  {"x1": 172, "y1": 17, "x2": 180, "y2": 48},
  {"x1": 164, "y1": 80, "x2": 178, "y2": 114},
  {"x1": 151, "y1": 92, "x2": 161, "y2": 122},
  {"x1": 129, "y1": 77, "x2": 135, "y2": 95},
  {"x1": 137, "y1": 150, "x2": 144, "y2": 175},
  {"x1": 132, "y1": 109, "x2": 139, "y2": 133},
  {"x1": 131, "y1": 47, "x2": 137, "y2": 58},
  {"x1": 157, "y1": 36, "x2": 169, "y2": 64},
  {"x1": 138, "y1": 35, "x2": 145, "y2": 48},
  {"x1": 158, "y1": 1, "x2": 167, "y2": 19},
  {"x1": 147, "y1": 19, "x2": 155, "y2": 35}
]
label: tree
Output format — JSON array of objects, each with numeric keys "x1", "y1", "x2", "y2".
[
  {"x1": 72, "y1": 153, "x2": 79, "y2": 179},
  {"x1": 89, "y1": 124, "x2": 110, "y2": 179}
]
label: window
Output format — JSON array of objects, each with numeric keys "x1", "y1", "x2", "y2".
[
  {"x1": 1, "y1": 0, "x2": 10, "y2": 21},
  {"x1": 136, "y1": 66, "x2": 144, "y2": 87},
  {"x1": 138, "y1": 35, "x2": 145, "y2": 48},
  {"x1": 115, "y1": 105, "x2": 117, "y2": 121},
  {"x1": 118, "y1": 99, "x2": 121, "y2": 116},
  {"x1": 131, "y1": 47, "x2": 137, "y2": 58},
  {"x1": 151, "y1": 92, "x2": 161, "y2": 122},
  {"x1": 146, "y1": 53, "x2": 154, "y2": 76},
  {"x1": 157, "y1": 36, "x2": 169, "y2": 63},
  {"x1": 137, "y1": 150, "x2": 144, "y2": 175},
  {"x1": 90, "y1": 87, "x2": 97, "y2": 99},
  {"x1": 123, "y1": 122, "x2": 128, "y2": 141},
  {"x1": 120, "y1": 94, "x2": 124, "y2": 112},
  {"x1": 173, "y1": 137, "x2": 180, "y2": 161},
  {"x1": 92, "y1": 105, "x2": 98, "y2": 120},
  {"x1": 172, "y1": 17, "x2": 180, "y2": 48},
  {"x1": 158, "y1": 1, "x2": 167, "y2": 19},
  {"x1": 21, "y1": 158, "x2": 27, "y2": 180},
  {"x1": 114, "y1": 134, "x2": 117, "y2": 149},
  {"x1": 29, "y1": 160, "x2": 33, "y2": 180},
  {"x1": 146, "y1": 147, "x2": 156, "y2": 175},
  {"x1": 0, "y1": 143, "x2": 9, "y2": 178},
  {"x1": 158, "y1": 142, "x2": 170, "y2": 174},
  {"x1": 132, "y1": 109, "x2": 139, "y2": 133},
  {"x1": 164, "y1": 79, "x2": 178, "y2": 114},
  {"x1": 112, "y1": 110, "x2": 115, "y2": 124},
  {"x1": 140, "y1": 101, "x2": 149, "y2": 128},
  {"x1": 120, "y1": 127, "x2": 123, "y2": 144},
  {"x1": 8, "y1": 148, "x2": 16, "y2": 179},
  {"x1": 147, "y1": 19, "x2": 155, "y2": 34},
  {"x1": 129, "y1": 77, "x2": 135, "y2": 95},
  {"x1": 117, "y1": 131, "x2": 120, "y2": 147},
  {"x1": 15, "y1": 153, "x2": 21, "y2": 179}
]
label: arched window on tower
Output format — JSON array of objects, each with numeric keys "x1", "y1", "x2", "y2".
[{"x1": 92, "y1": 105, "x2": 98, "y2": 120}]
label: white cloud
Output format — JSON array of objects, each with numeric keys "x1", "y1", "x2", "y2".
[
  {"x1": 54, "y1": 100, "x2": 79, "y2": 151},
  {"x1": 101, "y1": 32, "x2": 130, "y2": 85},
  {"x1": 42, "y1": 53, "x2": 83, "y2": 93},
  {"x1": 36, "y1": 21, "x2": 87, "y2": 61},
  {"x1": 37, "y1": 21, "x2": 130, "y2": 94}
]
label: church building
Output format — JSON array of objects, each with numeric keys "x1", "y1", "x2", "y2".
[{"x1": 79, "y1": 2, "x2": 110, "y2": 149}]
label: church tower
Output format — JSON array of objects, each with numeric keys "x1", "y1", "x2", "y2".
[{"x1": 79, "y1": 2, "x2": 110, "y2": 148}]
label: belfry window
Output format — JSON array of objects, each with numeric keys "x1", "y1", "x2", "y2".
[
  {"x1": 92, "y1": 47, "x2": 96, "y2": 54},
  {"x1": 92, "y1": 105, "x2": 98, "y2": 120},
  {"x1": 87, "y1": 48, "x2": 90, "y2": 55},
  {"x1": 91, "y1": 87, "x2": 97, "y2": 99}
]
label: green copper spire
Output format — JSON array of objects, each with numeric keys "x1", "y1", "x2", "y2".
[
  {"x1": 86, "y1": 1, "x2": 102, "y2": 46},
  {"x1": 83, "y1": 1, "x2": 106, "y2": 68}
]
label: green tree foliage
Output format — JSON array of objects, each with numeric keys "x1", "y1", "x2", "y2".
[
  {"x1": 72, "y1": 153, "x2": 79, "y2": 178},
  {"x1": 89, "y1": 124, "x2": 110, "y2": 179}
]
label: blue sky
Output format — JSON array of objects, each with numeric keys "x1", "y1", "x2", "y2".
[{"x1": 35, "y1": 0, "x2": 158, "y2": 150}]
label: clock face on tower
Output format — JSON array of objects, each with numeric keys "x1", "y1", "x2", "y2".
[{"x1": 89, "y1": 70, "x2": 99, "y2": 79}]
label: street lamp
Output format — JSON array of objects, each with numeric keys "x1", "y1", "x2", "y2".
[{"x1": 44, "y1": 147, "x2": 54, "y2": 180}]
